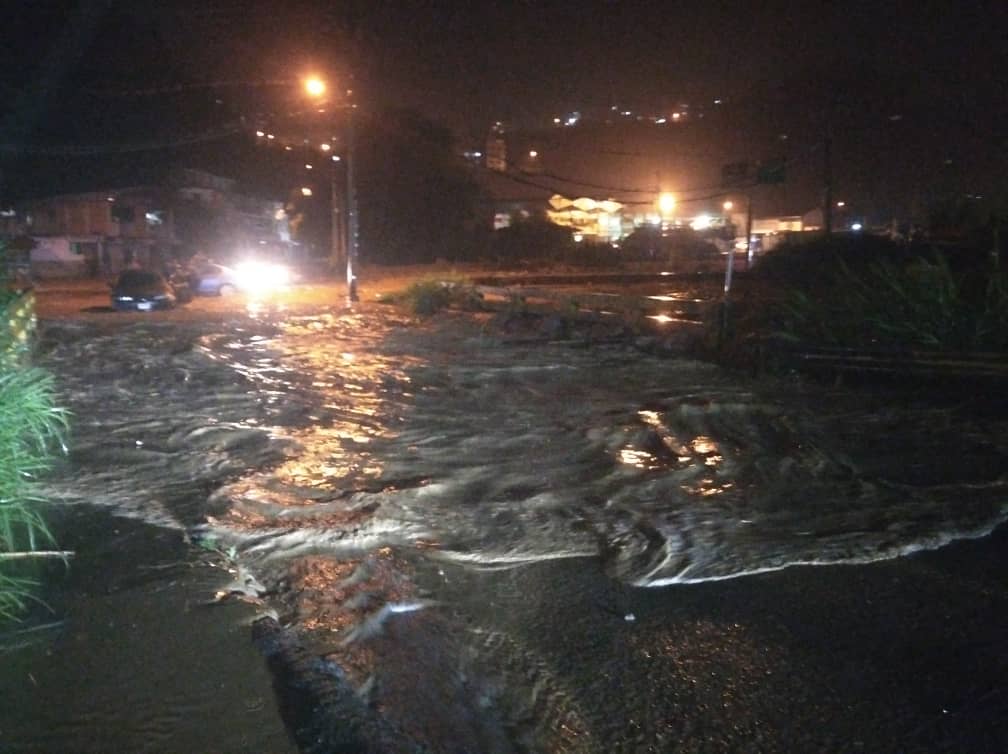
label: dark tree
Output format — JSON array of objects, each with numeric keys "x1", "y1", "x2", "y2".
[{"x1": 355, "y1": 109, "x2": 484, "y2": 264}]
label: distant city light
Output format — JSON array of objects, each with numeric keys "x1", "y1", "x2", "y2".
[
  {"x1": 284, "y1": 145, "x2": 292, "y2": 151},
  {"x1": 301, "y1": 187, "x2": 313, "y2": 196},
  {"x1": 320, "y1": 143, "x2": 331, "y2": 151},
  {"x1": 851, "y1": 222, "x2": 863, "y2": 231},
  {"x1": 305, "y1": 163, "x2": 313, "y2": 169},
  {"x1": 714, "y1": 98, "x2": 723, "y2": 104},
  {"x1": 267, "y1": 133, "x2": 275, "y2": 139},
  {"x1": 553, "y1": 117, "x2": 562, "y2": 124},
  {"x1": 836, "y1": 201, "x2": 846, "y2": 207},
  {"x1": 723, "y1": 200, "x2": 734, "y2": 211},
  {"x1": 331, "y1": 155, "x2": 341, "y2": 162},
  {"x1": 528, "y1": 150, "x2": 538, "y2": 158},
  {"x1": 255, "y1": 130, "x2": 265, "y2": 137},
  {"x1": 690, "y1": 214, "x2": 713, "y2": 230},
  {"x1": 655, "y1": 117, "x2": 667, "y2": 124},
  {"x1": 672, "y1": 112, "x2": 681, "y2": 120},
  {"x1": 657, "y1": 193, "x2": 676, "y2": 215}
]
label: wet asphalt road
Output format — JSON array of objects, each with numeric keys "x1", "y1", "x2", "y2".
[{"x1": 19, "y1": 270, "x2": 1008, "y2": 753}]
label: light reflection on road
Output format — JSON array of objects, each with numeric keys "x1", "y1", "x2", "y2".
[{"x1": 35, "y1": 302, "x2": 1008, "y2": 753}]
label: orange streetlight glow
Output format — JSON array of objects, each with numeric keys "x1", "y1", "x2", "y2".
[
  {"x1": 304, "y1": 76, "x2": 327, "y2": 98},
  {"x1": 658, "y1": 193, "x2": 676, "y2": 215}
]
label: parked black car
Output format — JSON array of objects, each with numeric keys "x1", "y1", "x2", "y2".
[{"x1": 110, "y1": 269, "x2": 179, "y2": 311}]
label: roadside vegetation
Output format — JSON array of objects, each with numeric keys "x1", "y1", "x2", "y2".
[
  {"x1": 749, "y1": 235, "x2": 1008, "y2": 353},
  {"x1": 378, "y1": 276, "x2": 485, "y2": 316},
  {"x1": 0, "y1": 243, "x2": 69, "y2": 621}
]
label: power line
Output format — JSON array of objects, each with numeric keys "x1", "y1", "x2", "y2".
[{"x1": 476, "y1": 164, "x2": 754, "y2": 207}]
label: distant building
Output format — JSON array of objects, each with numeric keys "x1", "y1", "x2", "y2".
[
  {"x1": 13, "y1": 186, "x2": 175, "y2": 277},
  {"x1": 0, "y1": 168, "x2": 293, "y2": 278},
  {"x1": 169, "y1": 168, "x2": 291, "y2": 261}
]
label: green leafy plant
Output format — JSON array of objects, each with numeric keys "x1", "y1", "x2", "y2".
[
  {"x1": 0, "y1": 368, "x2": 69, "y2": 621},
  {"x1": 0, "y1": 243, "x2": 70, "y2": 622},
  {"x1": 385, "y1": 278, "x2": 484, "y2": 316}
]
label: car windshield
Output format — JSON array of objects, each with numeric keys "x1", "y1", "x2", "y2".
[{"x1": 117, "y1": 271, "x2": 162, "y2": 287}]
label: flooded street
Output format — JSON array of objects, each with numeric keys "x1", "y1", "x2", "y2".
[{"x1": 4, "y1": 283, "x2": 1008, "y2": 752}]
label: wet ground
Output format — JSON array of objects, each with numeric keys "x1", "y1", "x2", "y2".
[{"x1": 2, "y1": 270, "x2": 1007, "y2": 752}]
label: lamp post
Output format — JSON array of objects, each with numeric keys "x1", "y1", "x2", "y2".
[
  {"x1": 345, "y1": 107, "x2": 359, "y2": 301},
  {"x1": 304, "y1": 75, "x2": 358, "y2": 302}
]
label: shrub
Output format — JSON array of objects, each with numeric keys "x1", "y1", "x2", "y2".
[
  {"x1": 489, "y1": 219, "x2": 574, "y2": 264},
  {"x1": 0, "y1": 247, "x2": 69, "y2": 622},
  {"x1": 762, "y1": 241, "x2": 1008, "y2": 351},
  {"x1": 382, "y1": 277, "x2": 484, "y2": 316}
]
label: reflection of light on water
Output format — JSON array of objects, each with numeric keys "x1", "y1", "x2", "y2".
[
  {"x1": 691, "y1": 436, "x2": 718, "y2": 454},
  {"x1": 619, "y1": 447, "x2": 653, "y2": 467},
  {"x1": 682, "y1": 480, "x2": 733, "y2": 497},
  {"x1": 638, "y1": 410, "x2": 661, "y2": 425},
  {"x1": 245, "y1": 300, "x2": 288, "y2": 318},
  {"x1": 647, "y1": 293, "x2": 704, "y2": 302}
]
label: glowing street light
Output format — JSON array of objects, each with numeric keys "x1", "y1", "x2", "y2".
[
  {"x1": 723, "y1": 200, "x2": 734, "y2": 211},
  {"x1": 300, "y1": 73, "x2": 358, "y2": 302},
  {"x1": 657, "y1": 193, "x2": 676, "y2": 215},
  {"x1": 304, "y1": 76, "x2": 327, "y2": 98},
  {"x1": 301, "y1": 187, "x2": 313, "y2": 197}
]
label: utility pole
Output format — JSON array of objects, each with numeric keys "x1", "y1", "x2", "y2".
[
  {"x1": 823, "y1": 100, "x2": 835, "y2": 238},
  {"x1": 745, "y1": 190, "x2": 754, "y2": 268},
  {"x1": 345, "y1": 106, "x2": 359, "y2": 302},
  {"x1": 329, "y1": 156, "x2": 345, "y2": 273}
]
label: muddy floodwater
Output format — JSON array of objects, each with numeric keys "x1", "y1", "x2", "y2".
[{"x1": 3, "y1": 292, "x2": 1008, "y2": 752}]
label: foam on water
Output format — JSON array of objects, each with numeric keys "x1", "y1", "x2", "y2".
[{"x1": 36, "y1": 309, "x2": 1008, "y2": 752}]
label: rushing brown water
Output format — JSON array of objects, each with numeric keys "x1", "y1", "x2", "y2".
[{"x1": 7, "y1": 301, "x2": 1007, "y2": 752}]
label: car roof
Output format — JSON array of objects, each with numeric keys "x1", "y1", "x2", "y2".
[{"x1": 117, "y1": 269, "x2": 164, "y2": 283}]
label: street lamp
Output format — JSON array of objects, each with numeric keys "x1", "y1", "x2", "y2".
[
  {"x1": 657, "y1": 192, "x2": 676, "y2": 216},
  {"x1": 304, "y1": 74, "x2": 358, "y2": 302},
  {"x1": 303, "y1": 76, "x2": 326, "y2": 98}
]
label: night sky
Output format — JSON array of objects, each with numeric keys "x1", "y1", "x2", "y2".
[{"x1": 1, "y1": 0, "x2": 1005, "y2": 217}]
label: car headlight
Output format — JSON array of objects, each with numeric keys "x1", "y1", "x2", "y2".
[
  {"x1": 234, "y1": 262, "x2": 290, "y2": 292},
  {"x1": 116, "y1": 295, "x2": 134, "y2": 302}
]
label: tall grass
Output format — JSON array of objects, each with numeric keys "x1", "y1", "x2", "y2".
[
  {"x1": 0, "y1": 259, "x2": 69, "y2": 621},
  {"x1": 771, "y1": 252, "x2": 1008, "y2": 352}
]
